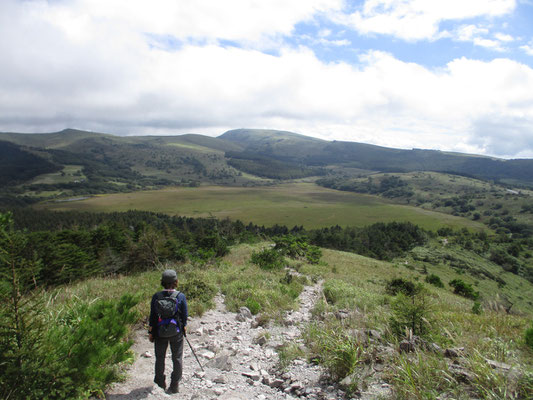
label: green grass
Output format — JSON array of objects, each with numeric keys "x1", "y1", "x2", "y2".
[
  {"x1": 333, "y1": 170, "x2": 533, "y2": 229},
  {"x1": 39, "y1": 239, "x2": 533, "y2": 399},
  {"x1": 48, "y1": 242, "x2": 306, "y2": 324},
  {"x1": 30, "y1": 165, "x2": 85, "y2": 185},
  {"x1": 166, "y1": 142, "x2": 224, "y2": 154},
  {"x1": 296, "y1": 244, "x2": 533, "y2": 399},
  {"x1": 36, "y1": 183, "x2": 486, "y2": 231}
]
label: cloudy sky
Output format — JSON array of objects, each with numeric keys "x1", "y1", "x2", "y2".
[{"x1": 1, "y1": 0, "x2": 533, "y2": 158}]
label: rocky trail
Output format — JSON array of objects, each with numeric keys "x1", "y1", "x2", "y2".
[{"x1": 106, "y1": 279, "x2": 350, "y2": 400}]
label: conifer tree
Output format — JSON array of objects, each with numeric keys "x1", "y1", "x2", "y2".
[{"x1": 0, "y1": 212, "x2": 140, "y2": 399}]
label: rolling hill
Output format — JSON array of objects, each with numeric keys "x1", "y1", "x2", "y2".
[
  {"x1": 221, "y1": 129, "x2": 533, "y2": 185},
  {"x1": 2, "y1": 127, "x2": 533, "y2": 205}
]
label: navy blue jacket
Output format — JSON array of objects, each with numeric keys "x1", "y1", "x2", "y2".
[{"x1": 149, "y1": 290, "x2": 188, "y2": 337}]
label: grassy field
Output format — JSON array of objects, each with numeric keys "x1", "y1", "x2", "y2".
[
  {"x1": 36, "y1": 182, "x2": 486, "y2": 230},
  {"x1": 30, "y1": 165, "x2": 85, "y2": 185}
]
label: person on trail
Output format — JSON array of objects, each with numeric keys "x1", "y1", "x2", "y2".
[{"x1": 149, "y1": 269, "x2": 188, "y2": 394}]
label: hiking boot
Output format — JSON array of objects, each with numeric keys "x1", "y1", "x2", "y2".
[
  {"x1": 168, "y1": 381, "x2": 179, "y2": 394},
  {"x1": 154, "y1": 378, "x2": 166, "y2": 390}
]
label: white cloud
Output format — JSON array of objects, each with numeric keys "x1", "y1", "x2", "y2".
[
  {"x1": 494, "y1": 32, "x2": 514, "y2": 42},
  {"x1": 40, "y1": 0, "x2": 344, "y2": 46},
  {"x1": 453, "y1": 24, "x2": 515, "y2": 51},
  {"x1": 521, "y1": 43, "x2": 533, "y2": 56},
  {"x1": 1, "y1": 0, "x2": 533, "y2": 158},
  {"x1": 340, "y1": 0, "x2": 516, "y2": 41},
  {"x1": 318, "y1": 38, "x2": 351, "y2": 46},
  {"x1": 456, "y1": 25, "x2": 490, "y2": 41}
]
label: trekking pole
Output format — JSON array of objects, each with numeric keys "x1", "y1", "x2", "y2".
[{"x1": 185, "y1": 335, "x2": 204, "y2": 371}]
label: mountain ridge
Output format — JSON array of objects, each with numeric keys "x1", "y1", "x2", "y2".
[{"x1": 1, "y1": 127, "x2": 533, "y2": 190}]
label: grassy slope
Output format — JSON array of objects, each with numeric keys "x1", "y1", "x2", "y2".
[
  {"x1": 30, "y1": 165, "x2": 86, "y2": 185},
  {"x1": 0, "y1": 129, "x2": 114, "y2": 149},
  {"x1": 220, "y1": 129, "x2": 533, "y2": 183},
  {"x1": 322, "y1": 171, "x2": 533, "y2": 231},
  {"x1": 35, "y1": 182, "x2": 486, "y2": 231},
  {"x1": 300, "y1": 246, "x2": 532, "y2": 398},
  {"x1": 220, "y1": 128, "x2": 328, "y2": 159},
  {"x1": 52, "y1": 241, "x2": 533, "y2": 398}
]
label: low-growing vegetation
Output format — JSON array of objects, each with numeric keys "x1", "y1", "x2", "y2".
[
  {"x1": 1, "y1": 205, "x2": 532, "y2": 399},
  {"x1": 297, "y1": 248, "x2": 533, "y2": 399}
]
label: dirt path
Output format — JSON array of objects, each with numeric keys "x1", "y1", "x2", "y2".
[{"x1": 105, "y1": 280, "x2": 346, "y2": 400}]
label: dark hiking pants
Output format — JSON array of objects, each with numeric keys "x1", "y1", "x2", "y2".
[{"x1": 154, "y1": 333, "x2": 183, "y2": 385}]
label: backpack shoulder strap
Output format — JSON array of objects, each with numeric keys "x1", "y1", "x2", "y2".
[{"x1": 170, "y1": 291, "x2": 180, "y2": 300}]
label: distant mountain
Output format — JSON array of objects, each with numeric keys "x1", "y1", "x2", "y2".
[
  {"x1": 0, "y1": 128, "x2": 113, "y2": 149},
  {"x1": 0, "y1": 129, "x2": 256, "y2": 203},
  {"x1": 0, "y1": 140, "x2": 60, "y2": 185},
  {"x1": 220, "y1": 129, "x2": 533, "y2": 185},
  {"x1": 1, "y1": 127, "x2": 533, "y2": 203}
]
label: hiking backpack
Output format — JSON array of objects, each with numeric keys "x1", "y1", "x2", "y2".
[{"x1": 155, "y1": 291, "x2": 182, "y2": 338}]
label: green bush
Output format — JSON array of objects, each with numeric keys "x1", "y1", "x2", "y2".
[
  {"x1": 0, "y1": 212, "x2": 140, "y2": 399},
  {"x1": 449, "y1": 279, "x2": 479, "y2": 300},
  {"x1": 304, "y1": 324, "x2": 363, "y2": 380},
  {"x1": 180, "y1": 274, "x2": 217, "y2": 304},
  {"x1": 389, "y1": 284, "x2": 433, "y2": 338},
  {"x1": 245, "y1": 297, "x2": 262, "y2": 315},
  {"x1": 251, "y1": 248, "x2": 285, "y2": 270},
  {"x1": 305, "y1": 245, "x2": 323, "y2": 264},
  {"x1": 274, "y1": 235, "x2": 322, "y2": 264},
  {"x1": 0, "y1": 292, "x2": 139, "y2": 400},
  {"x1": 526, "y1": 322, "x2": 533, "y2": 350},
  {"x1": 425, "y1": 274, "x2": 444, "y2": 288},
  {"x1": 472, "y1": 301, "x2": 482, "y2": 315},
  {"x1": 50, "y1": 294, "x2": 139, "y2": 396},
  {"x1": 386, "y1": 278, "x2": 419, "y2": 296}
]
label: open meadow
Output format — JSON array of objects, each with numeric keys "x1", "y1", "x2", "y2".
[{"x1": 36, "y1": 182, "x2": 486, "y2": 230}]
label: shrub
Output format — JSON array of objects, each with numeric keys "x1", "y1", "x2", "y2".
[
  {"x1": 251, "y1": 248, "x2": 285, "y2": 270},
  {"x1": 274, "y1": 235, "x2": 322, "y2": 264},
  {"x1": 50, "y1": 294, "x2": 140, "y2": 396},
  {"x1": 305, "y1": 245, "x2": 322, "y2": 264},
  {"x1": 304, "y1": 324, "x2": 363, "y2": 380},
  {"x1": 180, "y1": 273, "x2": 217, "y2": 308},
  {"x1": 0, "y1": 289, "x2": 139, "y2": 399},
  {"x1": 526, "y1": 322, "x2": 533, "y2": 350},
  {"x1": 449, "y1": 279, "x2": 479, "y2": 300},
  {"x1": 245, "y1": 297, "x2": 262, "y2": 315},
  {"x1": 472, "y1": 301, "x2": 482, "y2": 315},
  {"x1": 389, "y1": 285, "x2": 433, "y2": 338},
  {"x1": 425, "y1": 274, "x2": 444, "y2": 288},
  {"x1": 490, "y1": 249, "x2": 519, "y2": 274},
  {"x1": 386, "y1": 278, "x2": 419, "y2": 296}
]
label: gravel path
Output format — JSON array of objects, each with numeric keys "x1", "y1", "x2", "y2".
[{"x1": 105, "y1": 280, "x2": 346, "y2": 400}]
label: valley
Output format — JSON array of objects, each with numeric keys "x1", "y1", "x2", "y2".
[{"x1": 35, "y1": 182, "x2": 486, "y2": 231}]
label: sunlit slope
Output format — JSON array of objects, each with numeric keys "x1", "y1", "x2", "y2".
[{"x1": 220, "y1": 129, "x2": 533, "y2": 185}]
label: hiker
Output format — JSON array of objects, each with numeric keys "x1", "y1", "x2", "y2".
[{"x1": 148, "y1": 269, "x2": 188, "y2": 394}]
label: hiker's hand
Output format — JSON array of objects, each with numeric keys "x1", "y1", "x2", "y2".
[
  {"x1": 149, "y1": 333, "x2": 154, "y2": 343},
  {"x1": 183, "y1": 327, "x2": 187, "y2": 337}
]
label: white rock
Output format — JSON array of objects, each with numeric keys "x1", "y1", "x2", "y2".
[{"x1": 201, "y1": 350, "x2": 216, "y2": 360}]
